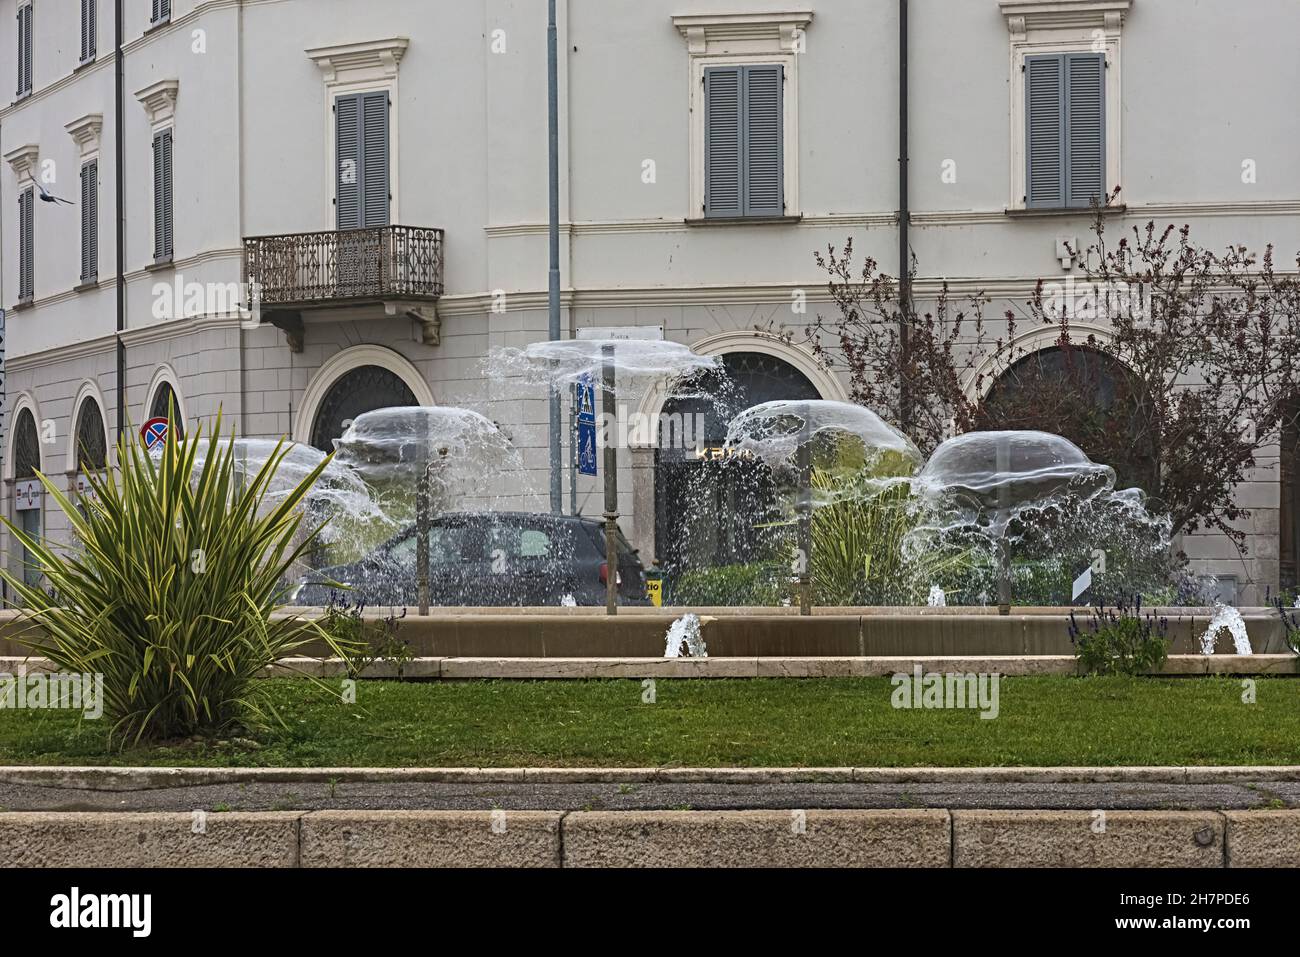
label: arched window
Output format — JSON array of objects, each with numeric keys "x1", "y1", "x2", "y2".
[
  {"x1": 975, "y1": 345, "x2": 1157, "y2": 496},
  {"x1": 149, "y1": 380, "x2": 185, "y2": 440},
  {"x1": 73, "y1": 396, "x2": 108, "y2": 472},
  {"x1": 12, "y1": 407, "x2": 41, "y2": 480},
  {"x1": 309, "y1": 364, "x2": 418, "y2": 452},
  {"x1": 11, "y1": 407, "x2": 43, "y2": 589}
]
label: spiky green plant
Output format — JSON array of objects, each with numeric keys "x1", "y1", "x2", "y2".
[
  {"x1": 810, "y1": 472, "x2": 973, "y2": 606},
  {"x1": 0, "y1": 412, "x2": 350, "y2": 744}
]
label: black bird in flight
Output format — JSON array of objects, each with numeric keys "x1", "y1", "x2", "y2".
[{"x1": 36, "y1": 184, "x2": 74, "y2": 206}]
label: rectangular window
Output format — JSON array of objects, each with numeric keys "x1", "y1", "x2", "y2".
[
  {"x1": 334, "y1": 91, "x2": 390, "y2": 230},
  {"x1": 1025, "y1": 52, "x2": 1106, "y2": 209},
  {"x1": 152, "y1": 129, "x2": 173, "y2": 261},
  {"x1": 704, "y1": 64, "x2": 784, "y2": 218},
  {"x1": 151, "y1": 0, "x2": 171, "y2": 25},
  {"x1": 16, "y1": 2, "x2": 32, "y2": 96},
  {"x1": 18, "y1": 186, "x2": 34, "y2": 301},
  {"x1": 80, "y1": 160, "x2": 98, "y2": 283},
  {"x1": 80, "y1": 0, "x2": 96, "y2": 62}
]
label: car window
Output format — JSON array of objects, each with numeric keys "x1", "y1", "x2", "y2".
[
  {"x1": 486, "y1": 524, "x2": 554, "y2": 561},
  {"x1": 387, "y1": 524, "x2": 475, "y2": 565}
]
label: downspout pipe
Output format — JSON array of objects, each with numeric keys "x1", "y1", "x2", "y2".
[
  {"x1": 898, "y1": 0, "x2": 911, "y2": 433},
  {"x1": 114, "y1": 0, "x2": 125, "y2": 442}
]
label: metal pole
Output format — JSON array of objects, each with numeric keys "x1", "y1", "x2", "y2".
[
  {"x1": 569, "y1": 382, "x2": 578, "y2": 515},
  {"x1": 416, "y1": 439, "x2": 431, "y2": 616},
  {"x1": 796, "y1": 405, "x2": 813, "y2": 616},
  {"x1": 546, "y1": 0, "x2": 563, "y2": 513},
  {"x1": 996, "y1": 436, "x2": 1012, "y2": 615},
  {"x1": 897, "y1": 0, "x2": 911, "y2": 434},
  {"x1": 115, "y1": 0, "x2": 126, "y2": 442},
  {"x1": 602, "y1": 344, "x2": 619, "y2": 615}
]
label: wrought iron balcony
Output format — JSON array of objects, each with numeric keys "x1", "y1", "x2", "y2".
[{"x1": 243, "y1": 224, "x2": 444, "y2": 308}]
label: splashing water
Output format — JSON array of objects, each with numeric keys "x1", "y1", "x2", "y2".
[
  {"x1": 487, "y1": 338, "x2": 721, "y2": 394},
  {"x1": 664, "y1": 613, "x2": 707, "y2": 658},
  {"x1": 927, "y1": 586, "x2": 947, "y2": 607},
  {"x1": 559, "y1": 594, "x2": 577, "y2": 607},
  {"x1": 725, "y1": 400, "x2": 921, "y2": 486},
  {"x1": 332, "y1": 406, "x2": 536, "y2": 522},
  {"x1": 1199, "y1": 603, "x2": 1253, "y2": 655}
]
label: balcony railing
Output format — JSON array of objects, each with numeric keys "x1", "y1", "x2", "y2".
[{"x1": 243, "y1": 225, "x2": 444, "y2": 307}]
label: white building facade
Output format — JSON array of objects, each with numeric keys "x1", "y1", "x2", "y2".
[{"x1": 1, "y1": 0, "x2": 1298, "y2": 603}]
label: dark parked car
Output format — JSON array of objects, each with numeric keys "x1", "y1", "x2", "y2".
[{"x1": 292, "y1": 511, "x2": 648, "y2": 607}]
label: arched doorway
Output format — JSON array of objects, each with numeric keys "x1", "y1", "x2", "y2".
[
  {"x1": 309, "y1": 364, "x2": 419, "y2": 452},
  {"x1": 975, "y1": 344, "x2": 1157, "y2": 496},
  {"x1": 655, "y1": 351, "x2": 821, "y2": 577},
  {"x1": 11, "y1": 407, "x2": 43, "y2": 587}
]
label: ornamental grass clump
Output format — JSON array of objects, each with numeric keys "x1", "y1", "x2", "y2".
[{"x1": 1, "y1": 412, "x2": 351, "y2": 744}]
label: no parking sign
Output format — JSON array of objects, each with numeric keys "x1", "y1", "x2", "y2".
[{"x1": 140, "y1": 417, "x2": 169, "y2": 451}]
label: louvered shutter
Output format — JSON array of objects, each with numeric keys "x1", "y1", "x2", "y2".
[
  {"x1": 1065, "y1": 52, "x2": 1105, "y2": 208},
  {"x1": 81, "y1": 160, "x2": 97, "y2": 282},
  {"x1": 1025, "y1": 55, "x2": 1065, "y2": 208},
  {"x1": 335, "y1": 94, "x2": 361, "y2": 229},
  {"x1": 17, "y1": 4, "x2": 32, "y2": 96},
  {"x1": 704, "y1": 67, "x2": 742, "y2": 218},
  {"x1": 162, "y1": 130, "x2": 174, "y2": 256},
  {"x1": 153, "y1": 131, "x2": 173, "y2": 259},
  {"x1": 152, "y1": 0, "x2": 170, "y2": 24},
  {"x1": 743, "y1": 64, "x2": 783, "y2": 216},
  {"x1": 81, "y1": 0, "x2": 96, "y2": 61},
  {"x1": 361, "y1": 92, "x2": 390, "y2": 227},
  {"x1": 19, "y1": 188, "x2": 34, "y2": 301}
]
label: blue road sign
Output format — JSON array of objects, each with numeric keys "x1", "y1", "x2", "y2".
[
  {"x1": 577, "y1": 419, "x2": 598, "y2": 476},
  {"x1": 576, "y1": 373, "x2": 597, "y2": 422}
]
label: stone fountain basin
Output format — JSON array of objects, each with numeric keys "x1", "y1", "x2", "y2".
[{"x1": 2, "y1": 609, "x2": 1288, "y2": 659}]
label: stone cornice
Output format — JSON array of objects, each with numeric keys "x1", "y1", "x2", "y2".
[
  {"x1": 134, "y1": 78, "x2": 179, "y2": 127},
  {"x1": 65, "y1": 113, "x2": 104, "y2": 158},
  {"x1": 999, "y1": 0, "x2": 1132, "y2": 37},
  {"x1": 3, "y1": 143, "x2": 39, "y2": 182},
  {"x1": 672, "y1": 11, "x2": 813, "y2": 54},
  {"x1": 306, "y1": 37, "x2": 409, "y2": 85}
]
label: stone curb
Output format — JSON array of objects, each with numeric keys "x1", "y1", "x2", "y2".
[
  {"x1": 952, "y1": 810, "x2": 1225, "y2": 868},
  {"x1": 4, "y1": 654, "x2": 1296, "y2": 679},
  {"x1": 4, "y1": 764, "x2": 1300, "y2": 792},
  {"x1": 1, "y1": 809, "x2": 1296, "y2": 867}
]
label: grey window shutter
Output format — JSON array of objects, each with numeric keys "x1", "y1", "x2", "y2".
[
  {"x1": 153, "y1": 131, "x2": 173, "y2": 258},
  {"x1": 360, "y1": 91, "x2": 390, "y2": 227},
  {"x1": 17, "y1": 4, "x2": 32, "y2": 95},
  {"x1": 1065, "y1": 52, "x2": 1105, "y2": 208},
  {"x1": 19, "y1": 187, "x2": 34, "y2": 300},
  {"x1": 1025, "y1": 55, "x2": 1065, "y2": 208},
  {"x1": 743, "y1": 64, "x2": 784, "y2": 216},
  {"x1": 152, "y1": 0, "x2": 169, "y2": 24},
  {"x1": 162, "y1": 129, "x2": 174, "y2": 256},
  {"x1": 704, "y1": 67, "x2": 742, "y2": 218},
  {"x1": 335, "y1": 93, "x2": 361, "y2": 229},
  {"x1": 81, "y1": 160, "x2": 97, "y2": 282},
  {"x1": 81, "y1": 0, "x2": 96, "y2": 61}
]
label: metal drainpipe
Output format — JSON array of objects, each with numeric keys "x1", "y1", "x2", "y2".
[
  {"x1": 898, "y1": 0, "x2": 911, "y2": 434},
  {"x1": 114, "y1": 0, "x2": 126, "y2": 442}
]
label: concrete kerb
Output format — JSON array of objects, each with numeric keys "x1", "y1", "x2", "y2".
[
  {"x1": 3, "y1": 654, "x2": 1297, "y2": 680},
  {"x1": 2, "y1": 808, "x2": 1298, "y2": 867},
  {"x1": 5, "y1": 765, "x2": 1300, "y2": 792}
]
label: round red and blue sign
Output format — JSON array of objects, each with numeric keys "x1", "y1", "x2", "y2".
[{"x1": 140, "y1": 417, "x2": 170, "y2": 451}]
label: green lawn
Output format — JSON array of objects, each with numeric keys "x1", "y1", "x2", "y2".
[{"x1": 1, "y1": 677, "x2": 1297, "y2": 768}]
